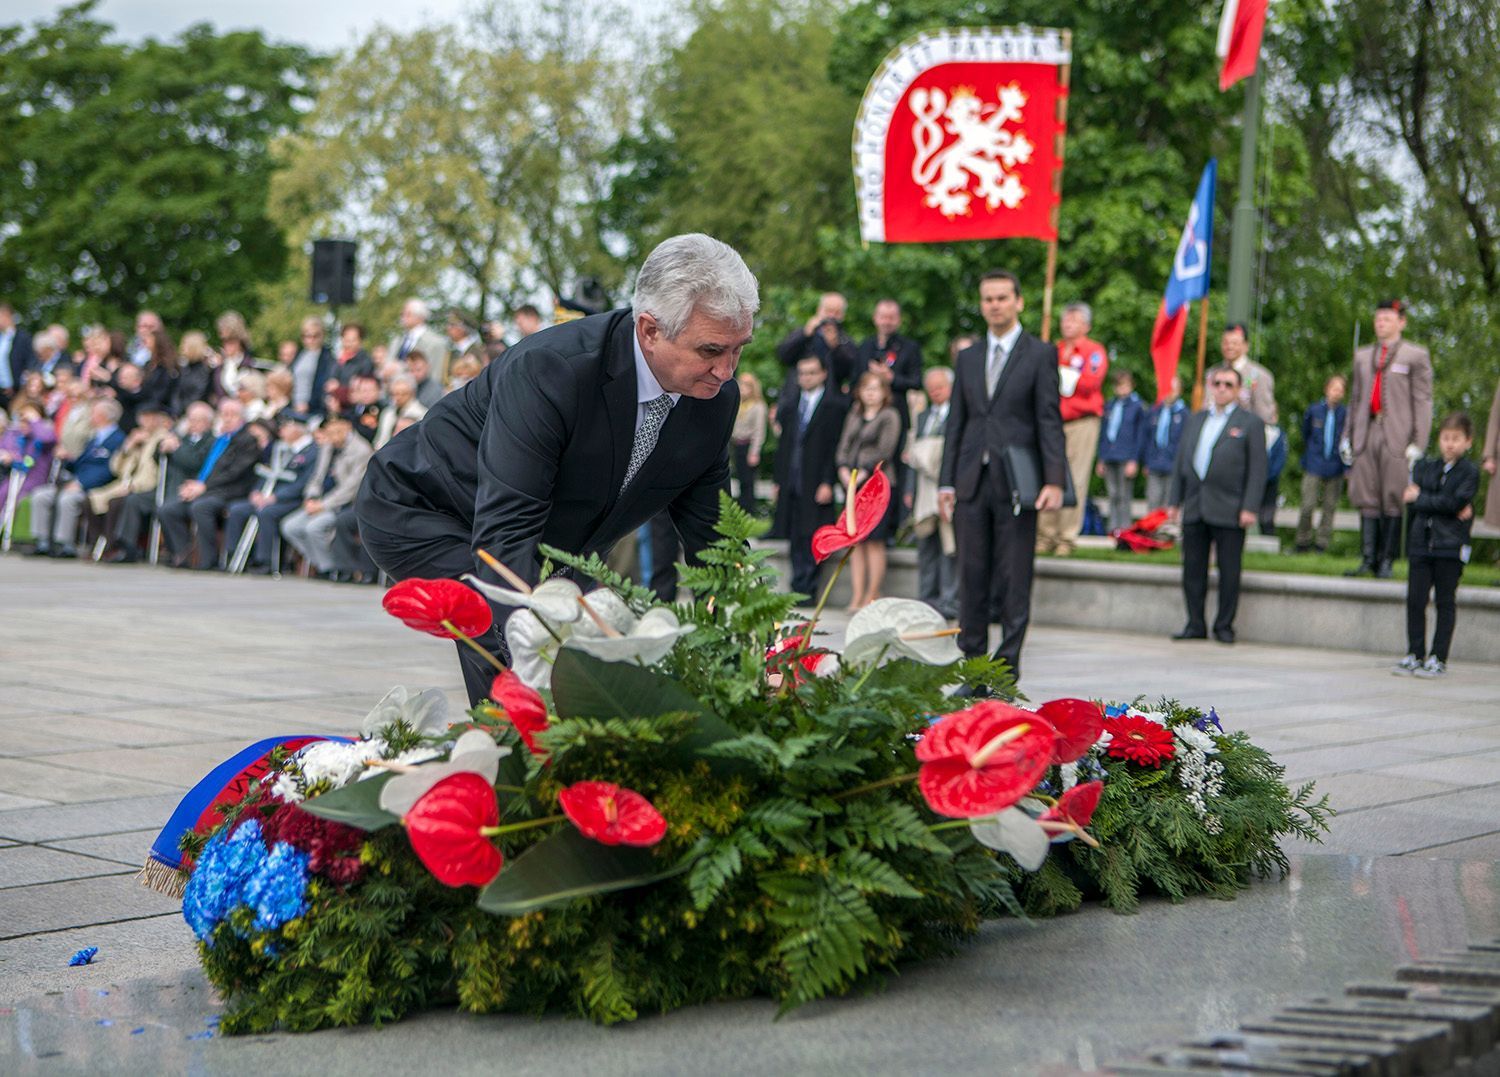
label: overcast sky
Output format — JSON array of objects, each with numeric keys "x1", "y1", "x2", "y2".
[{"x1": 8, "y1": 0, "x2": 675, "y2": 51}]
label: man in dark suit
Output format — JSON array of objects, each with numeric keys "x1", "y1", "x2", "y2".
[
  {"x1": 938, "y1": 270, "x2": 1065, "y2": 683},
  {"x1": 158, "y1": 398, "x2": 263, "y2": 569},
  {"x1": 223, "y1": 412, "x2": 321, "y2": 574},
  {"x1": 855, "y1": 299, "x2": 924, "y2": 433},
  {"x1": 775, "y1": 292, "x2": 856, "y2": 395},
  {"x1": 357, "y1": 234, "x2": 759, "y2": 702},
  {"x1": 1168, "y1": 364, "x2": 1267, "y2": 644},
  {"x1": 772, "y1": 355, "x2": 851, "y2": 598},
  {"x1": 0, "y1": 303, "x2": 35, "y2": 406}
]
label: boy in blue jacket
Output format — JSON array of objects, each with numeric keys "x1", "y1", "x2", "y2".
[
  {"x1": 1295, "y1": 374, "x2": 1348, "y2": 552},
  {"x1": 1393, "y1": 412, "x2": 1480, "y2": 679},
  {"x1": 1095, "y1": 369, "x2": 1148, "y2": 531},
  {"x1": 1144, "y1": 375, "x2": 1187, "y2": 512}
]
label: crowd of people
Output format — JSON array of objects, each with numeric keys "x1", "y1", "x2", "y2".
[{"x1": 0, "y1": 299, "x2": 536, "y2": 580}]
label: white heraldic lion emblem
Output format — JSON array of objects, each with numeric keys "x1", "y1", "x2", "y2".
[{"x1": 909, "y1": 83, "x2": 1033, "y2": 218}]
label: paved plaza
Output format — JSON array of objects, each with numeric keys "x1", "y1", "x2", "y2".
[{"x1": 3, "y1": 557, "x2": 1500, "y2": 1074}]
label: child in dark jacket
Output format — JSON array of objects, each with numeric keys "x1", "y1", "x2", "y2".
[
  {"x1": 1095, "y1": 369, "x2": 1148, "y2": 532},
  {"x1": 1393, "y1": 412, "x2": 1480, "y2": 678}
]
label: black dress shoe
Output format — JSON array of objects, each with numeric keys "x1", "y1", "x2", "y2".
[
  {"x1": 103, "y1": 550, "x2": 138, "y2": 564},
  {"x1": 26, "y1": 545, "x2": 51, "y2": 557},
  {"x1": 246, "y1": 564, "x2": 274, "y2": 576},
  {"x1": 1213, "y1": 628, "x2": 1235, "y2": 644},
  {"x1": 1172, "y1": 628, "x2": 1207, "y2": 640},
  {"x1": 55, "y1": 545, "x2": 78, "y2": 559}
]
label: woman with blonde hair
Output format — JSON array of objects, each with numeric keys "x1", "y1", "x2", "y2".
[
  {"x1": 236, "y1": 371, "x2": 271, "y2": 423},
  {"x1": 214, "y1": 311, "x2": 254, "y2": 397},
  {"x1": 172, "y1": 330, "x2": 217, "y2": 414},
  {"x1": 835, "y1": 371, "x2": 900, "y2": 610},
  {"x1": 731, "y1": 371, "x2": 767, "y2": 513}
]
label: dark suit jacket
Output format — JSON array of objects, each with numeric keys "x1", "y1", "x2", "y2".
[
  {"x1": 776, "y1": 327, "x2": 857, "y2": 395},
  {"x1": 855, "y1": 334, "x2": 923, "y2": 429},
  {"x1": 268, "y1": 441, "x2": 321, "y2": 504},
  {"x1": 164, "y1": 432, "x2": 214, "y2": 489},
  {"x1": 201, "y1": 429, "x2": 262, "y2": 501},
  {"x1": 360, "y1": 309, "x2": 738, "y2": 588},
  {"x1": 4, "y1": 328, "x2": 33, "y2": 390},
  {"x1": 771, "y1": 386, "x2": 850, "y2": 529},
  {"x1": 1168, "y1": 406, "x2": 1268, "y2": 528},
  {"x1": 939, "y1": 330, "x2": 1065, "y2": 502}
]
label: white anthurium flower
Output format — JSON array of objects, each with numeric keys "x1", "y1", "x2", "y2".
[
  {"x1": 358, "y1": 686, "x2": 452, "y2": 740},
  {"x1": 505, "y1": 607, "x2": 570, "y2": 691},
  {"x1": 462, "y1": 575, "x2": 583, "y2": 626},
  {"x1": 564, "y1": 606, "x2": 693, "y2": 666},
  {"x1": 570, "y1": 588, "x2": 638, "y2": 640},
  {"x1": 1175, "y1": 724, "x2": 1219, "y2": 755},
  {"x1": 356, "y1": 744, "x2": 444, "y2": 780},
  {"x1": 842, "y1": 598, "x2": 962, "y2": 668},
  {"x1": 969, "y1": 807, "x2": 1050, "y2": 871},
  {"x1": 378, "y1": 730, "x2": 510, "y2": 817}
]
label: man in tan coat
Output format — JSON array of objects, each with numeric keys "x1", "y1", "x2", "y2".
[{"x1": 1344, "y1": 299, "x2": 1433, "y2": 577}]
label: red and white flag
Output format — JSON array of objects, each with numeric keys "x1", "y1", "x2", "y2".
[
  {"x1": 1217, "y1": 0, "x2": 1268, "y2": 91},
  {"x1": 852, "y1": 28, "x2": 1070, "y2": 244}
]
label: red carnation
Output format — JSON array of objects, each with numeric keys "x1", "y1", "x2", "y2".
[
  {"x1": 915, "y1": 701, "x2": 1057, "y2": 819},
  {"x1": 558, "y1": 781, "x2": 667, "y2": 847},
  {"x1": 1103, "y1": 714, "x2": 1176, "y2": 768},
  {"x1": 490, "y1": 670, "x2": 549, "y2": 755},
  {"x1": 1042, "y1": 780, "x2": 1103, "y2": 829},
  {"x1": 383, "y1": 578, "x2": 493, "y2": 639},
  {"x1": 811, "y1": 465, "x2": 891, "y2": 563},
  {"x1": 1036, "y1": 698, "x2": 1105, "y2": 764},
  {"x1": 262, "y1": 801, "x2": 367, "y2": 886},
  {"x1": 403, "y1": 772, "x2": 504, "y2": 887}
]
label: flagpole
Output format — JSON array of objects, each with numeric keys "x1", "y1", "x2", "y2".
[
  {"x1": 1191, "y1": 296, "x2": 1209, "y2": 410},
  {"x1": 1039, "y1": 29, "x2": 1071, "y2": 343},
  {"x1": 1225, "y1": 69, "x2": 1261, "y2": 324}
]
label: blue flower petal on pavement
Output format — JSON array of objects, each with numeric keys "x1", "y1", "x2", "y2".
[{"x1": 69, "y1": 946, "x2": 98, "y2": 966}]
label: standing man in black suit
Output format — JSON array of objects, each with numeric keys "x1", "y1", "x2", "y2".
[
  {"x1": 357, "y1": 234, "x2": 759, "y2": 703},
  {"x1": 0, "y1": 303, "x2": 35, "y2": 408},
  {"x1": 1168, "y1": 364, "x2": 1267, "y2": 644},
  {"x1": 937, "y1": 270, "x2": 1066, "y2": 683},
  {"x1": 775, "y1": 292, "x2": 856, "y2": 395},
  {"x1": 772, "y1": 355, "x2": 850, "y2": 598}
]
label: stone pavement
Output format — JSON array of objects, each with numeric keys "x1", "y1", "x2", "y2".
[{"x1": 2, "y1": 557, "x2": 1499, "y2": 1074}]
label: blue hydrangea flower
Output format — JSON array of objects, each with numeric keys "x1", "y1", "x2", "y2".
[
  {"x1": 182, "y1": 821, "x2": 269, "y2": 942},
  {"x1": 242, "y1": 843, "x2": 311, "y2": 932}
]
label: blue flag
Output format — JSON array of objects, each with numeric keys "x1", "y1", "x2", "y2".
[{"x1": 1163, "y1": 159, "x2": 1216, "y2": 316}]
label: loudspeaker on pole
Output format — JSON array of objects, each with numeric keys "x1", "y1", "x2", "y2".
[{"x1": 310, "y1": 240, "x2": 357, "y2": 306}]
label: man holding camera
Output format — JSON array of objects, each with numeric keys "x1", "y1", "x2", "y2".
[{"x1": 776, "y1": 292, "x2": 857, "y2": 396}]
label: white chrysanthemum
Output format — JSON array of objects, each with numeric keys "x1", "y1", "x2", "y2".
[
  {"x1": 1175, "y1": 724, "x2": 1219, "y2": 755},
  {"x1": 358, "y1": 686, "x2": 452, "y2": 740},
  {"x1": 377, "y1": 730, "x2": 510, "y2": 817},
  {"x1": 270, "y1": 772, "x2": 303, "y2": 804},
  {"x1": 565, "y1": 606, "x2": 693, "y2": 666},
  {"x1": 297, "y1": 740, "x2": 382, "y2": 790},
  {"x1": 842, "y1": 598, "x2": 961, "y2": 668},
  {"x1": 462, "y1": 575, "x2": 583, "y2": 626}
]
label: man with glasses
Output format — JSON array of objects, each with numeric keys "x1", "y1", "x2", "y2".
[
  {"x1": 289, "y1": 318, "x2": 336, "y2": 418},
  {"x1": 1168, "y1": 363, "x2": 1266, "y2": 644}
]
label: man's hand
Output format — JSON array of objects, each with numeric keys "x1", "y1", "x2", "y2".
[
  {"x1": 747, "y1": 451, "x2": 759, "y2": 468},
  {"x1": 1124, "y1": 461, "x2": 1138, "y2": 479},
  {"x1": 1238, "y1": 510, "x2": 1257, "y2": 528},
  {"x1": 803, "y1": 314, "x2": 823, "y2": 336},
  {"x1": 55, "y1": 448, "x2": 74, "y2": 462},
  {"x1": 178, "y1": 480, "x2": 205, "y2": 502},
  {"x1": 814, "y1": 483, "x2": 833, "y2": 505},
  {"x1": 304, "y1": 498, "x2": 325, "y2": 516},
  {"x1": 1094, "y1": 461, "x2": 1105, "y2": 479},
  {"x1": 125, "y1": 429, "x2": 148, "y2": 448},
  {"x1": 1484, "y1": 457, "x2": 1497, "y2": 476},
  {"x1": 1459, "y1": 504, "x2": 1474, "y2": 521},
  {"x1": 1035, "y1": 484, "x2": 1063, "y2": 512},
  {"x1": 1403, "y1": 483, "x2": 1420, "y2": 503},
  {"x1": 938, "y1": 490, "x2": 956, "y2": 521},
  {"x1": 250, "y1": 491, "x2": 273, "y2": 509},
  {"x1": 161, "y1": 434, "x2": 181, "y2": 454}
]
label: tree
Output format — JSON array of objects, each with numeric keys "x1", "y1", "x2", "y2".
[
  {"x1": 258, "y1": 0, "x2": 633, "y2": 345},
  {"x1": 0, "y1": 2, "x2": 318, "y2": 335}
]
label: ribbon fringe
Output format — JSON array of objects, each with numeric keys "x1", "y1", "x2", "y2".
[{"x1": 137, "y1": 855, "x2": 188, "y2": 899}]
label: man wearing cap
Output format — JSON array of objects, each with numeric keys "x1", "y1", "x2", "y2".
[
  {"x1": 223, "y1": 412, "x2": 320, "y2": 574},
  {"x1": 94, "y1": 401, "x2": 174, "y2": 553},
  {"x1": 1344, "y1": 299, "x2": 1433, "y2": 578}
]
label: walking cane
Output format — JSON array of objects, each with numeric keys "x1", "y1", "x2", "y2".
[
  {"x1": 228, "y1": 458, "x2": 292, "y2": 575},
  {"x1": 1, "y1": 468, "x2": 23, "y2": 553},
  {"x1": 148, "y1": 457, "x2": 168, "y2": 566}
]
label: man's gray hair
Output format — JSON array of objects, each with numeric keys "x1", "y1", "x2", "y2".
[
  {"x1": 34, "y1": 328, "x2": 60, "y2": 354},
  {"x1": 94, "y1": 399, "x2": 124, "y2": 423},
  {"x1": 391, "y1": 374, "x2": 417, "y2": 392},
  {"x1": 1062, "y1": 301, "x2": 1092, "y2": 327},
  {"x1": 924, "y1": 366, "x2": 954, "y2": 386},
  {"x1": 405, "y1": 299, "x2": 430, "y2": 322},
  {"x1": 632, "y1": 233, "x2": 759, "y2": 340}
]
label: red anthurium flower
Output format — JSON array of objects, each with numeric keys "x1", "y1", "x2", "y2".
[
  {"x1": 383, "y1": 578, "x2": 493, "y2": 639},
  {"x1": 558, "y1": 781, "x2": 667, "y2": 847},
  {"x1": 1103, "y1": 713, "x2": 1176, "y2": 767},
  {"x1": 915, "y1": 701, "x2": 1058, "y2": 819},
  {"x1": 811, "y1": 465, "x2": 891, "y2": 563},
  {"x1": 765, "y1": 633, "x2": 833, "y2": 685},
  {"x1": 1042, "y1": 780, "x2": 1104, "y2": 829},
  {"x1": 489, "y1": 670, "x2": 549, "y2": 755},
  {"x1": 1037, "y1": 698, "x2": 1105, "y2": 764},
  {"x1": 403, "y1": 772, "x2": 503, "y2": 887}
]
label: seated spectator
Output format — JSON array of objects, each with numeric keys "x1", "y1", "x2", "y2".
[
  {"x1": 224, "y1": 412, "x2": 319, "y2": 574},
  {"x1": 1143, "y1": 375, "x2": 1188, "y2": 513},
  {"x1": 328, "y1": 323, "x2": 374, "y2": 391},
  {"x1": 447, "y1": 355, "x2": 482, "y2": 392},
  {"x1": 1095, "y1": 369, "x2": 1148, "y2": 532},
  {"x1": 107, "y1": 401, "x2": 216, "y2": 563},
  {"x1": 0, "y1": 399, "x2": 58, "y2": 503},
  {"x1": 263, "y1": 369, "x2": 294, "y2": 421},
  {"x1": 172, "y1": 331, "x2": 218, "y2": 415},
  {"x1": 140, "y1": 327, "x2": 180, "y2": 412},
  {"x1": 127, "y1": 311, "x2": 161, "y2": 367},
  {"x1": 445, "y1": 313, "x2": 484, "y2": 367},
  {"x1": 281, "y1": 414, "x2": 373, "y2": 579},
  {"x1": 236, "y1": 371, "x2": 271, "y2": 422},
  {"x1": 29, "y1": 329, "x2": 76, "y2": 388},
  {"x1": 53, "y1": 376, "x2": 95, "y2": 458},
  {"x1": 405, "y1": 353, "x2": 443, "y2": 408},
  {"x1": 346, "y1": 373, "x2": 384, "y2": 444},
  {"x1": 94, "y1": 402, "x2": 173, "y2": 556},
  {"x1": 157, "y1": 398, "x2": 261, "y2": 570},
  {"x1": 28, "y1": 398, "x2": 125, "y2": 557},
  {"x1": 375, "y1": 375, "x2": 427, "y2": 447},
  {"x1": 214, "y1": 311, "x2": 255, "y2": 398}
]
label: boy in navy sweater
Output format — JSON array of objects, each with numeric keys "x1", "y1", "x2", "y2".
[
  {"x1": 1095, "y1": 369, "x2": 1148, "y2": 532},
  {"x1": 1393, "y1": 412, "x2": 1480, "y2": 678},
  {"x1": 1144, "y1": 375, "x2": 1187, "y2": 512},
  {"x1": 1295, "y1": 374, "x2": 1348, "y2": 552}
]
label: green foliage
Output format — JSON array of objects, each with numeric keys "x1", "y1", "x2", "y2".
[{"x1": 0, "y1": 2, "x2": 318, "y2": 333}]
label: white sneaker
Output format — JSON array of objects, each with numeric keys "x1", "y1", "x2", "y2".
[
  {"x1": 1414, "y1": 656, "x2": 1447, "y2": 678},
  {"x1": 1391, "y1": 654, "x2": 1421, "y2": 676}
]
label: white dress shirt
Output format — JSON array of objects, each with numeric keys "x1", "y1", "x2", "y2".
[{"x1": 632, "y1": 334, "x2": 681, "y2": 433}]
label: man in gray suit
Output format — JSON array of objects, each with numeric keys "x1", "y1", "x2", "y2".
[
  {"x1": 1168, "y1": 364, "x2": 1267, "y2": 644},
  {"x1": 389, "y1": 299, "x2": 451, "y2": 385}
]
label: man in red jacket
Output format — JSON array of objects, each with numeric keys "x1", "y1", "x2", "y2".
[{"x1": 1036, "y1": 301, "x2": 1108, "y2": 555}]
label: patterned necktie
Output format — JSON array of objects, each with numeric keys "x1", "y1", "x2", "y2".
[
  {"x1": 622, "y1": 394, "x2": 673, "y2": 491},
  {"x1": 985, "y1": 340, "x2": 1005, "y2": 398}
]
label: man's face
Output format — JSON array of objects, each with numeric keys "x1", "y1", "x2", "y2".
[
  {"x1": 924, "y1": 372, "x2": 951, "y2": 406},
  {"x1": 1373, "y1": 309, "x2": 1404, "y2": 342},
  {"x1": 401, "y1": 303, "x2": 423, "y2": 331},
  {"x1": 1114, "y1": 378, "x2": 1133, "y2": 397},
  {"x1": 1220, "y1": 329, "x2": 1247, "y2": 362},
  {"x1": 818, "y1": 293, "x2": 846, "y2": 323},
  {"x1": 391, "y1": 381, "x2": 413, "y2": 407},
  {"x1": 186, "y1": 407, "x2": 213, "y2": 435},
  {"x1": 1169, "y1": 376, "x2": 1183, "y2": 400},
  {"x1": 279, "y1": 422, "x2": 306, "y2": 444},
  {"x1": 514, "y1": 311, "x2": 541, "y2": 336},
  {"x1": 872, "y1": 301, "x2": 900, "y2": 338},
  {"x1": 638, "y1": 309, "x2": 752, "y2": 400},
  {"x1": 796, "y1": 358, "x2": 826, "y2": 393},
  {"x1": 408, "y1": 356, "x2": 430, "y2": 382},
  {"x1": 90, "y1": 403, "x2": 113, "y2": 428},
  {"x1": 1060, "y1": 310, "x2": 1088, "y2": 341},
  {"x1": 301, "y1": 323, "x2": 324, "y2": 350},
  {"x1": 218, "y1": 401, "x2": 244, "y2": 432},
  {"x1": 979, "y1": 278, "x2": 1023, "y2": 334},
  {"x1": 446, "y1": 322, "x2": 466, "y2": 343},
  {"x1": 1209, "y1": 370, "x2": 1240, "y2": 409},
  {"x1": 341, "y1": 328, "x2": 362, "y2": 351},
  {"x1": 1326, "y1": 379, "x2": 1346, "y2": 405},
  {"x1": 352, "y1": 378, "x2": 380, "y2": 405},
  {"x1": 323, "y1": 420, "x2": 350, "y2": 446},
  {"x1": 1438, "y1": 427, "x2": 1472, "y2": 462}
]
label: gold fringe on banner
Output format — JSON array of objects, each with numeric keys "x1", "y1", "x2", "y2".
[{"x1": 136, "y1": 856, "x2": 188, "y2": 899}]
